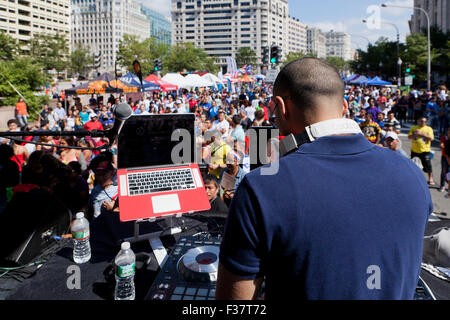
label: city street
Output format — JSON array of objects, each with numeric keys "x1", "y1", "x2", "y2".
[{"x1": 399, "y1": 124, "x2": 449, "y2": 218}]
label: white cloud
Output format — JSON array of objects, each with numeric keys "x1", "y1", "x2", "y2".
[{"x1": 139, "y1": 0, "x2": 172, "y2": 19}]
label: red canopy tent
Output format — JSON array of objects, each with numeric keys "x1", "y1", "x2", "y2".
[{"x1": 144, "y1": 74, "x2": 178, "y2": 92}]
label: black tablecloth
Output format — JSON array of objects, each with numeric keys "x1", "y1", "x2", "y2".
[
  {"x1": 1, "y1": 211, "x2": 221, "y2": 300},
  {"x1": 2, "y1": 215, "x2": 449, "y2": 300}
]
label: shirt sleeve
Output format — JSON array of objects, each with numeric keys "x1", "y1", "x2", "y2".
[{"x1": 219, "y1": 177, "x2": 266, "y2": 279}]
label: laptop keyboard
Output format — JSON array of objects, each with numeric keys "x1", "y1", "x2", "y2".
[{"x1": 127, "y1": 168, "x2": 196, "y2": 196}]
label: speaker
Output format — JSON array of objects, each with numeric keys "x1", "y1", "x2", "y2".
[{"x1": 0, "y1": 189, "x2": 72, "y2": 266}]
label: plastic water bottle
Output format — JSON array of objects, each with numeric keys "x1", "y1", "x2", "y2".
[
  {"x1": 71, "y1": 212, "x2": 91, "y2": 264},
  {"x1": 114, "y1": 242, "x2": 136, "y2": 300}
]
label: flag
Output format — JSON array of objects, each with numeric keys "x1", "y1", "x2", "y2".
[{"x1": 227, "y1": 57, "x2": 239, "y2": 80}]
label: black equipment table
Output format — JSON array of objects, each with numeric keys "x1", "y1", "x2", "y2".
[
  {"x1": 1, "y1": 215, "x2": 449, "y2": 300},
  {"x1": 0, "y1": 211, "x2": 222, "y2": 300}
]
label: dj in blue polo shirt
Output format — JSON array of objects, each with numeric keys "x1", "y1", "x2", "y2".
[{"x1": 215, "y1": 58, "x2": 432, "y2": 300}]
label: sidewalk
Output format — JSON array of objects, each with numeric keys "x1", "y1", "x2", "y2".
[{"x1": 398, "y1": 122, "x2": 449, "y2": 219}]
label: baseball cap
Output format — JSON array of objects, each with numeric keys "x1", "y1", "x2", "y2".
[{"x1": 384, "y1": 131, "x2": 398, "y2": 140}]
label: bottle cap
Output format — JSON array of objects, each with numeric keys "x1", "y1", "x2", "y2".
[
  {"x1": 121, "y1": 242, "x2": 130, "y2": 250},
  {"x1": 76, "y1": 212, "x2": 84, "y2": 219}
]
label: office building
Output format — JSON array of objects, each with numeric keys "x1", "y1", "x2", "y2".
[
  {"x1": 71, "y1": 0, "x2": 150, "y2": 72},
  {"x1": 141, "y1": 5, "x2": 172, "y2": 46},
  {"x1": 287, "y1": 16, "x2": 307, "y2": 54},
  {"x1": 0, "y1": 0, "x2": 70, "y2": 47},
  {"x1": 306, "y1": 27, "x2": 326, "y2": 59},
  {"x1": 171, "y1": 0, "x2": 290, "y2": 73},
  {"x1": 325, "y1": 30, "x2": 352, "y2": 61},
  {"x1": 409, "y1": 0, "x2": 449, "y2": 33}
]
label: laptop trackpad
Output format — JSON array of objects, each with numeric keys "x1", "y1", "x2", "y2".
[{"x1": 151, "y1": 194, "x2": 181, "y2": 214}]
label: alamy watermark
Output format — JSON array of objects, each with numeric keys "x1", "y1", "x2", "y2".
[{"x1": 170, "y1": 128, "x2": 281, "y2": 176}]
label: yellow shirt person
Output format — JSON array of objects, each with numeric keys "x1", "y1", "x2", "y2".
[{"x1": 409, "y1": 121, "x2": 434, "y2": 154}]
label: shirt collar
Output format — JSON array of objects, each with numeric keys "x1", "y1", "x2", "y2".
[{"x1": 297, "y1": 133, "x2": 374, "y2": 155}]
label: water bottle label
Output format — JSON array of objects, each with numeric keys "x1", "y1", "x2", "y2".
[
  {"x1": 117, "y1": 263, "x2": 135, "y2": 278},
  {"x1": 72, "y1": 229, "x2": 90, "y2": 240}
]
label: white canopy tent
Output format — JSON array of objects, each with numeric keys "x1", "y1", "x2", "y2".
[
  {"x1": 162, "y1": 73, "x2": 190, "y2": 89},
  {"x1": 184, "y1": 73, "x2": 214, "y2": 88},
  {"x1": 202, "y1": 73, "x2": 224, "y2": 89}
]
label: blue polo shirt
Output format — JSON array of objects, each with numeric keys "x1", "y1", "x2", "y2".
[{"x1": 219, "y1": 134, "x2": 432, "y2": 300}]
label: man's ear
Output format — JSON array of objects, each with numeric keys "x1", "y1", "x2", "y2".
[{"x1": 275, "y1": 96, "x2": 288, "y2": 120}]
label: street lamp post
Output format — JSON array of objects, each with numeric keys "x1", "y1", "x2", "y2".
[
  {"x1": 363, "y1": 19, "x2": 400, "y2": 85},
  {"x1": 381, "y1": 3, "x2": 431, "y2": 91}
]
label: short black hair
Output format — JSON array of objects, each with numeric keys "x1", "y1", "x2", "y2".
[
  {"x1": 7, "y1": 119, "x2": 18, "y2": 126},
  {"x1": 232, "y1": 115, "x2": 242, "y2": 125},
  {"x1": 203, "y1": 174, "x2": 219, "y2": 188},
  {"x1": 273, "y1": 58, "x2": 344, "y2": 115}
]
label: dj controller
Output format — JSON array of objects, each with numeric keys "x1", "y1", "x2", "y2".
[
  {"x1": 146, "y1": 234, "x2": 221, "y2": 300},
  {"x1": 145, "y1": 233, "x2": 436, "y2": 300}
]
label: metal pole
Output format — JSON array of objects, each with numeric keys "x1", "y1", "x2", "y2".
[{"x1": 381, "y1": 4, "x2": 431, "y2": 91}]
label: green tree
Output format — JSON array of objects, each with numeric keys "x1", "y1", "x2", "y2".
[
  {"x1": 70, "y1": 45, "x2": 93, "y2": 77},
  {"x1": 235, "y1": 47, "x2": 257, "y2": 68},
  {"x1": 0, "y1": 57, "x2": 49, "y2": 118},
  {"x1": 0, "y1": 32, "x2": 19, "y2": 61},
  {"x1": 28, "y1": 33, "x2": 69, "y2": 73},
  {"x1": 325, "y1": 57, "x2": 349, "y2": 72},
  {"x1": 116, "y1": 34, "x2": 169, "y2": 75},
  {"x1": 164, "y1": 42, "x2": 218, "y2": 73},
  {"x1": 281, "y1": 51, "x2": 319, "y2": 67}
]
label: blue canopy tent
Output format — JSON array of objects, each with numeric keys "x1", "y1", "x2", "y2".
[
  {"x1": 345, "y1": 75, "x2": 359, "y2": 83},
  {"x1": 365, "y1": 76, "x2": 392, "y2": 86},
  {"x1": 349, "y1": 75, "x2": 369, "y2": 85},
  {"x1": 119, "y1": 72, "x2": 160, "y2": 92}
]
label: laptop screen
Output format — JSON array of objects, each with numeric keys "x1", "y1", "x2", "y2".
[{"x1": 117, "y1": 114, "x2": 196, "y2": 169}]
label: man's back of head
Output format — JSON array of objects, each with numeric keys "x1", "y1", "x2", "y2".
[{"x1": 273, "y1": 58, "x2": 344, "y2": 121}]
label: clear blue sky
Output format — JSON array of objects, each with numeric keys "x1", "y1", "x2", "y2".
[{"x1": 141, "y1": 0, "x2": 415, "y2": 50}]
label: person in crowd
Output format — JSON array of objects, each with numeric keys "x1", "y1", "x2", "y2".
[
  {"x1": 408, "y1": 116, "x2": 435, "y2": 186},
  {"x1": 244, "y1": 100, "x2": 256, "y2": 123},
  {"x1": 360, "y1": 113, "x2": 381, "y2": 145},
  {"x1": 439, "y1": 128, "x2": 450, "y2": 192},
  {"x1": 365, "y1": 97, "x2": 381, "y2": 121},
  {"x1": 83, "y1": 114, "x2": 104, "y2": 131},
  {"x1": 54, "y1": 101, "x2": 67, "y2": 130},
  {"x1": 15, "y1": 97, "x2": 28, "y2": 129},
  {"x1": 239, "y1": 110, "x2": 252, "y2": 131},
  {"x1": 438, "y1": 99, "x2": 449, "y2": 135},
  {"x1": 218, "y1": 150, "x2": 246, "y2": 206},
  {"x1": 38, "y1": 104, "x2": 50, "y2": 128},
  {"x1": 425, "y1": 96, "x2": 439, "y2": 129},
  {"x1": 87, "y1": 155, "x2": 118, "y2": 220},
  {"x1": 208, "y1": 130, "x2": 232, "y2": 179},
  {"x1": 216, "y1": 57, "x2": 432, "y2": 301},
  {"x1": 0, "y1": 144, "x2": 20, "y2": 214},
  {"x1": 80, "y1": 105, "x2": 93, "y2": 125},
  {"x1": 384, "y1": 110, "x2": 401, "y2": 134},
  {"x1": 228, "y1": 114, "x2": 246, "y2": 146},
  {"x1": 201, "y1": 174, "x2": 229, "y2": 216},
  {"x1": 212, "y1": 110, "x2": 230, "y2": 139},
  {"x1": 353, "y1": 108, "x2": 366, "y2": 124},
  {"x1": 384, "y1": 131, "x2": 408, "y2": 158},
  {"x1": 64, "y1": 161, "x2": 89, "y2": 214}
]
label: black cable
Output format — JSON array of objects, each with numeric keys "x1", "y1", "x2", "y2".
[{"x1": 5, "y1": 136, "x2": 110, "y2": 151}]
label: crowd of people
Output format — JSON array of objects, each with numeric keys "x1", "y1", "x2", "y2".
[{"x1": 0, "y1": 81, "x2": 449, "y2": 221}]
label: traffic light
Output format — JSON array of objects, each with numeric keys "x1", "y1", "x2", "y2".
[
  {"x1": 154, "y1": 59, "x2": 163, "y2": 72},
  {"x1": 262, "y1": 46, "x2": 269, "y2": 64},
  {"x1": 405, "y1": 63, "x2": 411, "y2": 74},
  {"x1": 270, "y1": 46, "x2": 280, "y2": 64}
]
